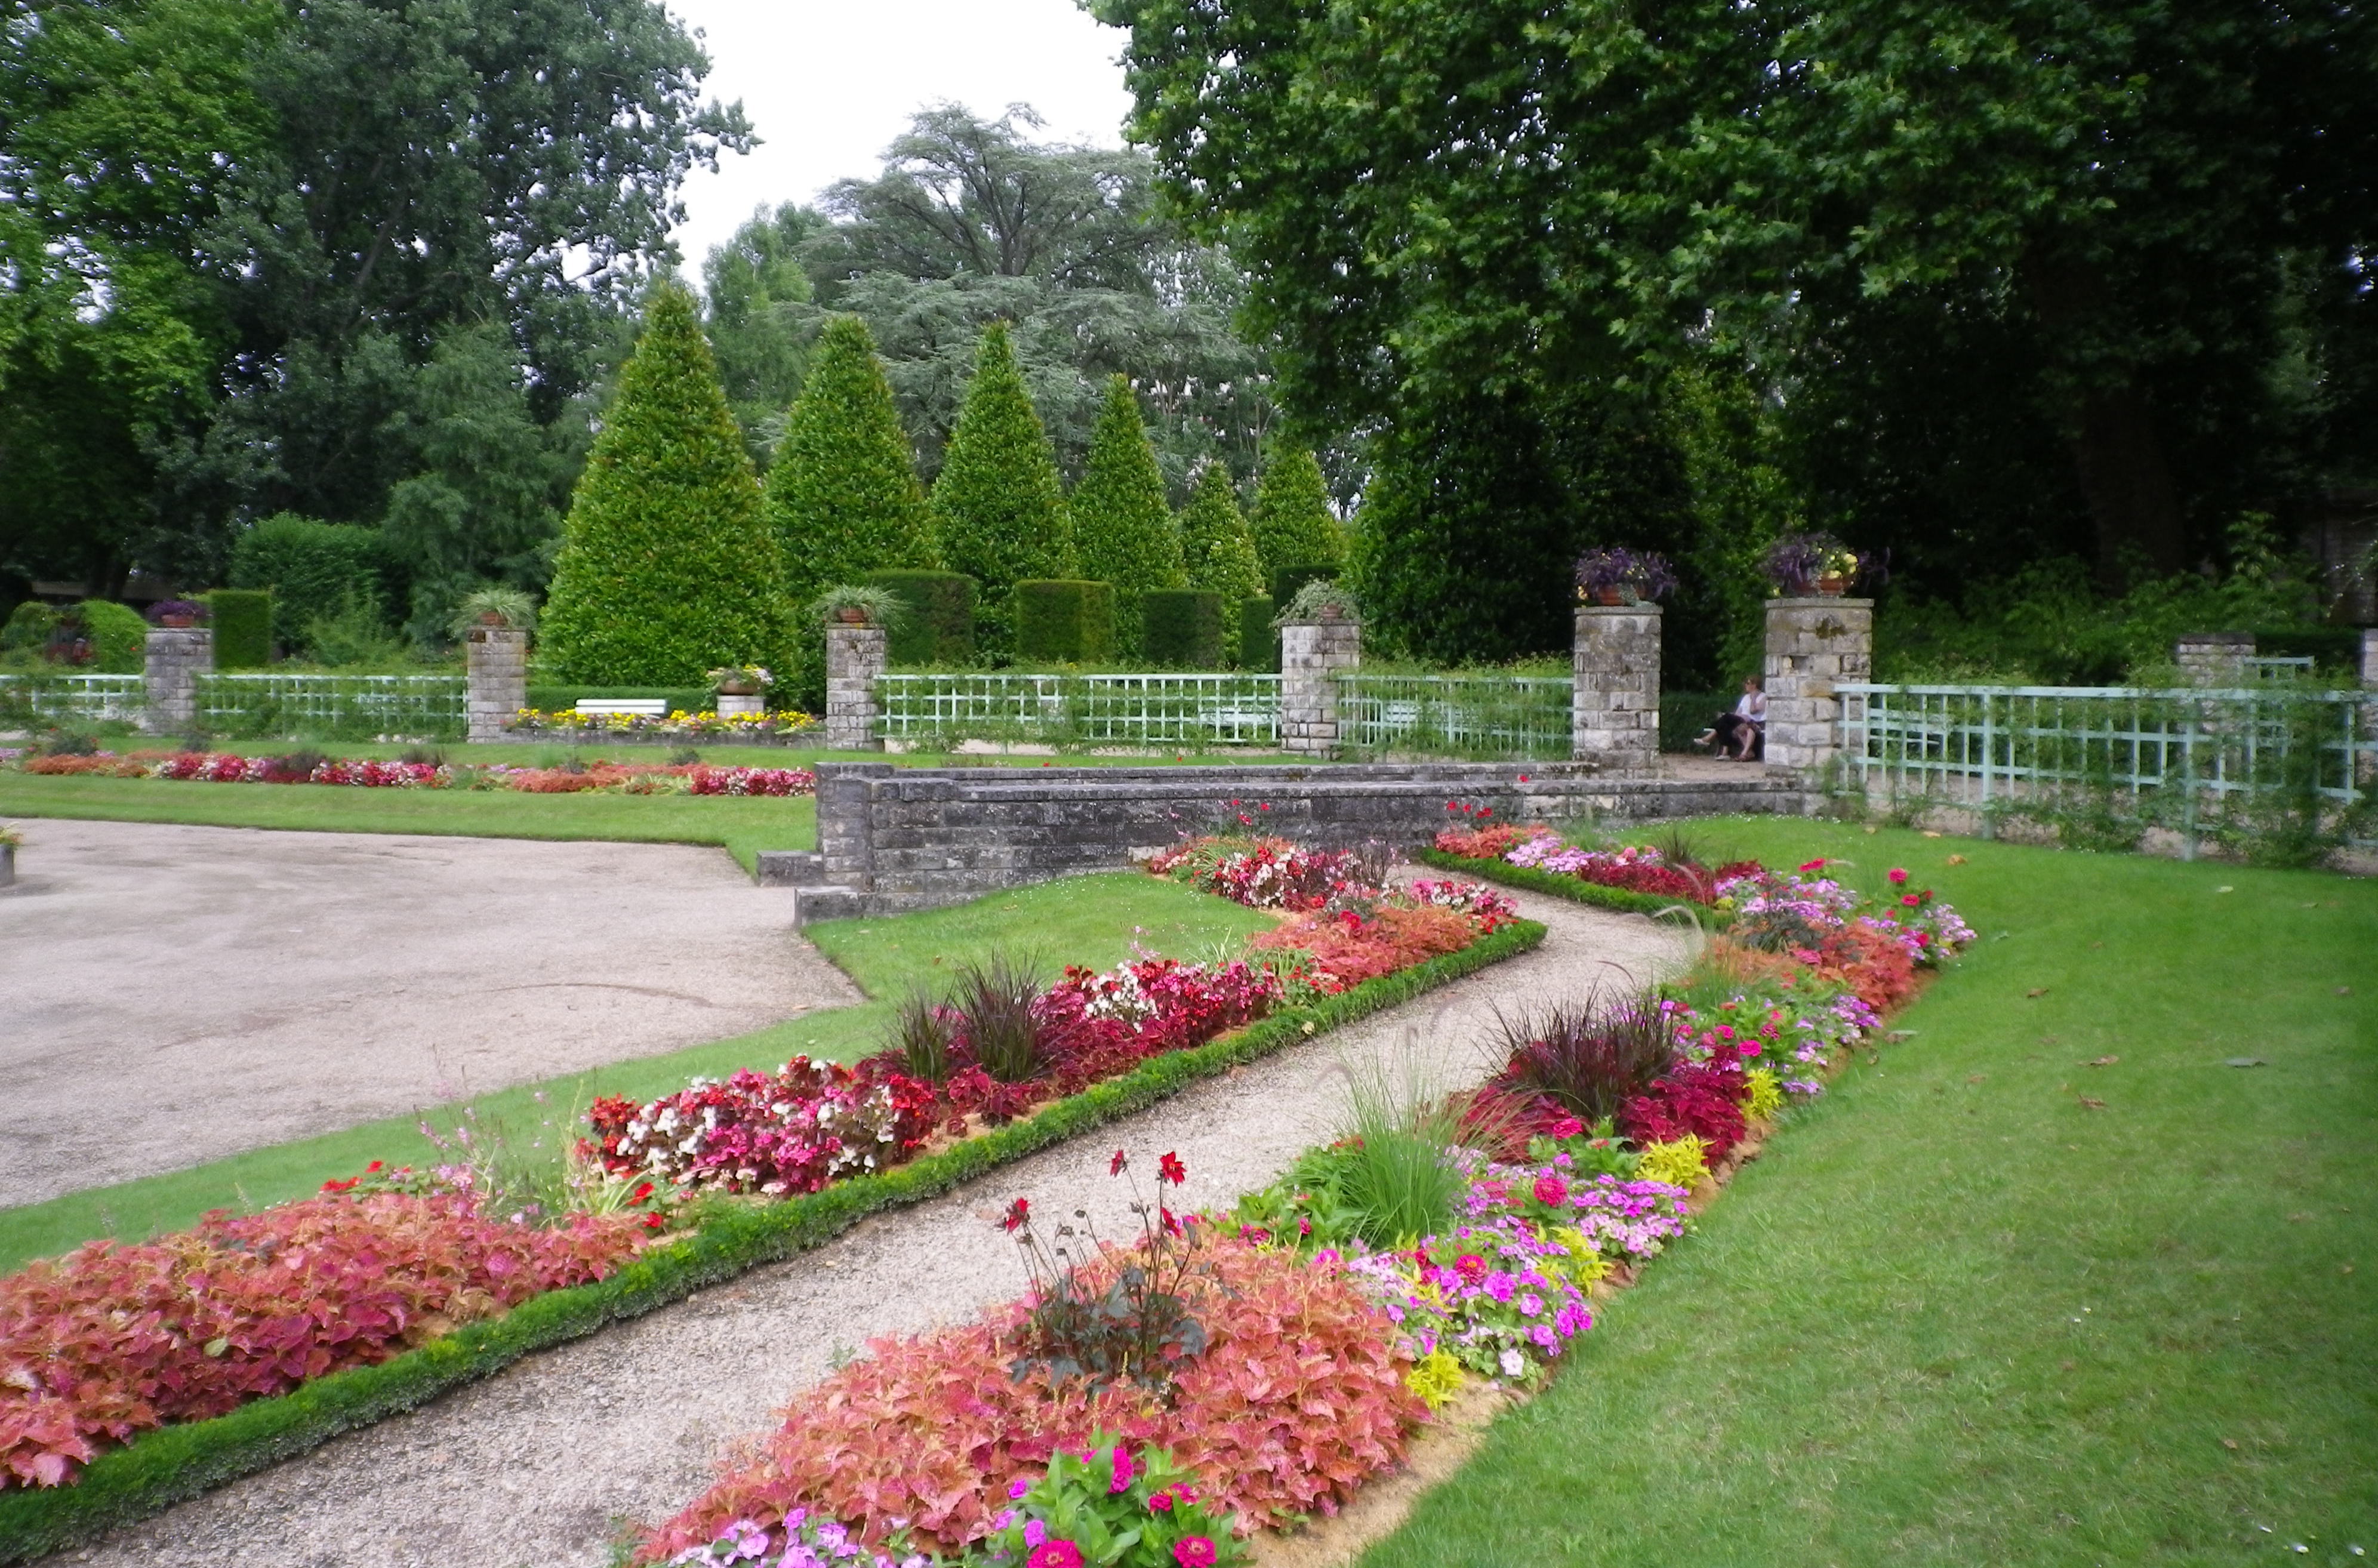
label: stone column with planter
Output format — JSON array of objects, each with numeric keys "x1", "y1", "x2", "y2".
[
  {"x1": 824, "y1": 624, "x2": 888, "y2": 751},
  {"x1": 1280, "y1": 614, "x2": 1360, "y2": 756},
  {"x1": 464, "y1": 626, "x2": 529, "y2": 743},
  {"x1": 143, "y1": 627, "x2": 214, "y2": 735},
  {"x1": 1763, "y1": 596, "x2": 1872, "y2": 774},
  {"x1": 2175, "y1": 631, "x2": 2254, "y2": 686},
  {"x1": 715, "y1": 688, "x2": 765, "y2": 719},
  {"x1": 1572, "y1": 603, "x2": 1662, "y2": 775}
]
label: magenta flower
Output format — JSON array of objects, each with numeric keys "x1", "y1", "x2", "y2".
[
  {"x1": 1110, "y1": 1444, "x2": 1136, "y2": 1493},
  {"x1": 1173, "y1": 1539, "x2": 1219, "y2": 1567},
  {"x1": 1029, "y1": 1541, "x2": 1084, "y2": 1568}
]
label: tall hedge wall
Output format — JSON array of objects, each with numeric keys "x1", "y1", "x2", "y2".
[
  {"x1": 1012, "y1": 580, "x2": 1116, "y2": 664},
  {"x1": 76, "y1": 600, "x2": 149, "y2": 674},
  {"x1": 861, "y1": 569, "x2": 977, "y2": 666},
  {"x1": 205, "y1": 590, "x2": 273, "y2": 670},
  {"x1": 1237, "y1": 596, "x2": 1278, "y2": 673},
  {"x1": 1141, "y1": 589, "x2": 1223, "y2": 669},
  {"x1": 229, "y1": 516, "x2": 395, "y2": 655}
]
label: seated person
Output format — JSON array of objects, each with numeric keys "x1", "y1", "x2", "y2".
[{"x1": 1692, "y1": 677, "x2": 1766, "y2": 760}]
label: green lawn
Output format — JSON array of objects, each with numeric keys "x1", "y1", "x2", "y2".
[
  {"x1": 0, "y1": 871, "x2": 1271, "y2": 1274},
  {"x1": 1366, "y1": 822, "x2": 2377, "y2": 1567}
]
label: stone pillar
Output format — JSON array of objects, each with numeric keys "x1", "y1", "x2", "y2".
[
  {"x1": 2359, "y1": 627, "x2": 2377, "y2": 689},
  {"x1": 1763, "y1": 597, "x2": 1872, "y2": 773},
  {"x1": 2360, "y1": 629, "x2": 2378, "y2": 785},
  {"x1": 464, "y1": 626, "x2": 529, "y2": 743},
  {"x1": 1572, "y1": 603, "x2": 1662, "y2": 776},
  {"x1": 1280, "y1": 615, "x2": 1360, "y2": 756},
  {"x1": 143, "y1": 628, "x2": 213, "y2": 735},
  {"x1": 2175, "y1": 631, "x2": 2254, "y2": 686},
  {"x1": 824, "y1": 624, "x2": 887, "y2": 751}
]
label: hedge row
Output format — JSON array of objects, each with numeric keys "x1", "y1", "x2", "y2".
[
  {"x1": 1142, "y1": 589, "x2": 1222, "y2": 669},
  {"x1": 1013, "y1": 580, "x2": 1116, "y2": 664},
  {"x1": 1410, "y1": 848, "x2": 1735, "y2": 927},
  {"x1": 0, "y1": 918, "x2": 1545, "y2": 1563},
  {"x1": 862, "y1": 570, "x2": 977, "y2": 666},
  {"x1": 204, "y1": 591, "x2": 273, "y2": 671}
]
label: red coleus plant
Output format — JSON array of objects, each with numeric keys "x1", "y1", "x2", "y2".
[
  {"x1": 640, "y1": 1241, "x2": 1423, "y2": 1560},
  {"x1": 0, "y1": 1194, "x2": 642, "y2": 1489},
  {"x1": 1247, "y1": 905, "x2": 1478, "y2": 990},
  {"x1": 1619, "y1": 1061, "x2": 1751, "y2": 1160}
]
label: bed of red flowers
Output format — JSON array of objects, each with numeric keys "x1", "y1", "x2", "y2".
[{"x1": 16, "y1": 750, "x2": 814, "y2": 797}]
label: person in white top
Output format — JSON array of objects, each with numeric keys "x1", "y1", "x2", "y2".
[{"x1": 1693, "y1": 676, "x2": 1766, "y2": 761}]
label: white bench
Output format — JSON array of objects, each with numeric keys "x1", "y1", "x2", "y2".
[{"x1": 573, "y1": 699, "x2": 668, "y2": 717}]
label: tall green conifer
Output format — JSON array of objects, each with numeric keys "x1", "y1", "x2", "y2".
[
  {"x1": 540, "y1": 282, "x2": 790, "y2": 685},
  {"x1": 1070, "y1": 375, "x2": 1186, "y2": 655},
  {"x1": 1248, "y1": 444, "x2": 1345, "y2": 581},
  {"x1": 765, "y1": 315, "x2": 934, "y2": 602},
  {"x1": 930, "y1": 321, "x2": 1072, "y2": 651},
  {"x1": 1177, "y1": 460, "x2": 1264, "y2": 656}
]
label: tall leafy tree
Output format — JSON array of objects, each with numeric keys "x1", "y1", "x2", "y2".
[
  {"x1": 930, "y1": 321, "x2": 1073, "y2": 652},
  {"x1": 539, "y1": 283, "x2": 788, "y2": 685},
  {"x1": 1246, "y1": 444, "x2": 1343, "y2": 582},
  {"x1": 1070, "y1": 375, "x2": 1186, "y2": 654},
  {"x1": 1176, "y1": 460, "x2": 1263, "y2": 653},
  {"x1": 705, "y1": 202, "x2": 828, "y2": 468},
  {"x1": 764, "y1": 315, "x2": 934, "y2": 602}
]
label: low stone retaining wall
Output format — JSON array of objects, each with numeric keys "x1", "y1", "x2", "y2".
[{"x1": 759, "y1": 760, "x2": 1804, "y2": 918}]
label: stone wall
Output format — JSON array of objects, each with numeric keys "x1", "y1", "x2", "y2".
[
  {"x1": 143, "y1": 628, "x2": 212, "y2": 735},
  {"x1": 1280, "y1": 617, "x2": 1360, "y2": 754},
  {"x1": 2176, "y1": 631, "x2": 2254, "y2": 686},
  {"x1": 778, "y1": 759, "x2": 1803, "y2": 914},
  {"x1": 464, "y1": 626, "x2": 528, "y2": 743},
  {"x1": 824, "y1": 626, "x2": 887, "y2": 751},
  {"x1": 1572, "y1": 604, "x2": 1661, "y2": 775},
  {"x1": 1763, "y1": 597, "x2": 1872, "y2": 773}
]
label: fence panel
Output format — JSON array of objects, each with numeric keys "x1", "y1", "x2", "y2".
[
  {"x1": 1335, "y1": 673, "x2": 1573, "y2": 761},
  {"x1": 195, "y1": 673, "x2": 468, "y2": 741},
  {"x1": 875, "y1": 673, "x2": 1282, "y2": 748},
  {"x1": 1839, "y1": 683, "x2": 2374, "y2": 837},
  {"x1": 0, "y1": 673, "x2": 146, "y2": 724}
]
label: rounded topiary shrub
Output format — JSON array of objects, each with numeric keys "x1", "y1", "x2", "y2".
[
  {"x1": 206, "y1": 590, "x2": 273, "y2": 670},
  {"x1": 766, "y1": 314, "x2": 935, "y2": 604},
  {"x1": 1141, "y1": 589, "x2": 1224, "y2": 669},
  {"x1": 1013, "y1": 580, "x2": 1116, "y2": 665},
  {"x1": 863, "y1": 569, "x2": 977, "y2": 666},
  {"x1": 77, "y1": 600, "x2": 150, "y2": 673},
  {"x1": 540, "y1": 282, "x2": 792, "y2": 686},
  {"x1": 929, "y1": 322, "x2": 1073, "y2": 654}
]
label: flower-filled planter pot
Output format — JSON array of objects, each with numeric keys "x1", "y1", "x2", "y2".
[
  {"x1": 714, "y1": 681, "x2": 762, "y2": 697},
  {"x1": 156, "y1": 614, "x2": 198, "y2": 629},
  {"x1": 1813, "y1": 574, "x2": 1850, "y2": 597},
  {"x1": 834, "y1": 606, "x2": 870, "y2": 626},
  {"x1": 1591, "y1": 587, "x2": 1635, "y2": 607}
]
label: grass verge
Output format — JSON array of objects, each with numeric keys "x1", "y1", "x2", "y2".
[
  {"x1": 0, "y1": 919, "x2": 1545, "y2": 1564},
  {"x1": 0, "y1": 873, "x2": 1274, "y2": 1274},
  {"x1": 1365, "y1": 821, "x2": 2377, "y2": 1568}
]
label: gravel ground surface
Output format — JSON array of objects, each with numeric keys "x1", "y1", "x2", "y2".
[
  {"x1": 0, "y1": 819, "x2": 854, "y2": 1207},
  {"x1": 54, "y1": 884, "x2": 1683, "y2": 1568}
]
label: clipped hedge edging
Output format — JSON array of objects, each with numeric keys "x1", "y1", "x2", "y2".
[
  {"x1": 1410, "y1": 848, "x2": 1736, "y2": 928},
  {"x1": 0, "y1": 918, "x2": 1546, "y2": 1563}
]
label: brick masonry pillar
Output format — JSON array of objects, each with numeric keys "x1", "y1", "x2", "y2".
[
  {"x1": 143, "y1": 628, "x2": 213, "y2": 735},
  {"x1": 2360, "y1": 629, "x2": 2378, "y2": 785},
  {"x1": 1763, "y1": 597, "x2": 1872, "y2": 773},
  {"x1": 464, "y1": 626, "x2": 529, "y2": 743},
  {"x1": 2175, "y1": 631, "x2": 2254, "y2": 686},
  {"x1": 1572, "y1": 603, "x2": 1662, "y2": 776},
  {"x1": 1280, "y1": 616, "x2": 1360, "y2": 756},
  {"x1": 825, "y1": 625, "x2": 888, "y2": 751}
]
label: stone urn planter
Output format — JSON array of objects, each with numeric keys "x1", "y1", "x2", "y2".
[
  {"x1": 1813, "y1": 574, "x2": 1850, "y2": 597},
  {"x1": 716, "y1": 691, "x2": 765, "y2": 719},
  {"x1": 834, "y1": 606, "x2": 870, "y2": 626}
]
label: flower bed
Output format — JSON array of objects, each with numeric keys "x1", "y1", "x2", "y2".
[
  {"x1": 504, "y1": 708, "x2": 815, "y2": 743},
  {"x1": 0, "y1": 1195, "x2": 644, "y2": 1489},
  {"x1": 633, "y1": 859, "x2": 1973, "y2": 1568},
  {"x1": 14, "y1": 750, "x2": 815, "y2": 798}
]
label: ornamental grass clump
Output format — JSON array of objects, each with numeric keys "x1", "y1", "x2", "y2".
[
  {"x1": 1335, "y1": 1037, "x2": 1474, "y2": 1249},
  {"x1": 954, "y1": 951, "x2": 1051, "y2": 1083},
  {"x1": 1486, "y1": 989, "x2": 1675, "y2": 1126}
]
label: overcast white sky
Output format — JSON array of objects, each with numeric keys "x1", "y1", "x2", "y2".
[{"x1": 663, "y1": 0, "x2": 1138, "y2": 288}]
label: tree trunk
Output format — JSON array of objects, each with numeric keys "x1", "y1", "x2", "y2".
[{"x1": 2022, "y1": 253, "x2": 2188, "y2": 584}]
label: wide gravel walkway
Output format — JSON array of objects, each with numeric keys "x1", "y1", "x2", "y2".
[
  {"x1": 56, "y1": 884, "x2": 1684, "y2": 1568},
  {"x1": 0, "y1": 820, "x2": 856, "y2": 1207}
]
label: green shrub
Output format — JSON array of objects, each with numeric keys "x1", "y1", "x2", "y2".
[
  {"x1": 1012, "y1": 580, "x2": 1116, "y2": 664},
  {"x1": 76, "y1": 600, "x2": 149, "y2": 673},
  {"x1": 929, "y1": 322, "x2": 1073, "y2": 653},
  {"x1": 540, "y1": 282, "x2": 793, "y2": 686},
  {"x1": 1141, "y1": 589, "x2": 1223, "y2": 669},
  {"x1": 523, "y1": 685, "x2": 711, "y2": 716},
  {"x1": 2, "y1": 602, "x2": 57, "y2": 652},
  {"x1": 1248, "y1": 444, "x2": 1344, "y2": 583},
  {"x1": 2251, "y1": 626, "x2": 2364, "y2": 674},
  {"x1": 1070, "y1": 375, "x2": 1187, "y2": 657},
  {"x1": 1269, "y1": 565, "x2": 1338, "y2": 612},
  {"x1": 1237, "y1": 596, "x2": 1277, "y2": 672},
  {"x1": 1177, "y1": 461, "x2": 1263, "y2": 658},
  {"x1": 861, "y1": 569, "x2": 976, "y2": 666},
  {"x1": 764, "y1": 314, "x2": 935, "y2": 603},
  {"x1": 229, "y1": 515, "x2": 396, "y2": 656},
  {"x1": 205, "y1": 590, "x2": 273, "y2": 670}
]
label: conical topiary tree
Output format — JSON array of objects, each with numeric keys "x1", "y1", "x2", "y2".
[
  {"x1": 765, "y1": 315, "x2": 935, "y2": 603},
  {"x1": 1248, "y1": 443, "x2": 1345, "y2": 583},
  {"x1": 1070, "y1": 375, "x2": 1186, "y2": 657},
  {"x1": 1176, "y1": 460, "x2": 1264, "y2": 661},
  {"x1": 931, "y1": 321, "x2": 1073, "y2": 652},
  {"x1": 540, "y1": 281, "x2": 791, "y2": 685}
]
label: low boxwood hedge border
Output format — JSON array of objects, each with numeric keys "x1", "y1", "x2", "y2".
[
  {"x1": 1410, "y1": 848, "x2": 1734, "y2": 928},
  {"x1": 0, "y1": 917, "x2": 1545, "y2": 1563}
]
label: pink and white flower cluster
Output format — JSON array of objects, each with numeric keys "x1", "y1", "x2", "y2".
[{"x1": 1402, "y1": 878, "x2": 1520, "y2": 932}]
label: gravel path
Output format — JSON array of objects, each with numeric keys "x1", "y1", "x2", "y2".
[
  {"x1": 0, "y1": 820, "x2": 855, "y2": 1208},
  {"x1": 54, "y1": 888, "x2": 1684, "y2": 1568}
]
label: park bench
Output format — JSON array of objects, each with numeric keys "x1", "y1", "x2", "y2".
[{"x1": 572, "y1": 699, "x2": 668, "y2": 717}]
